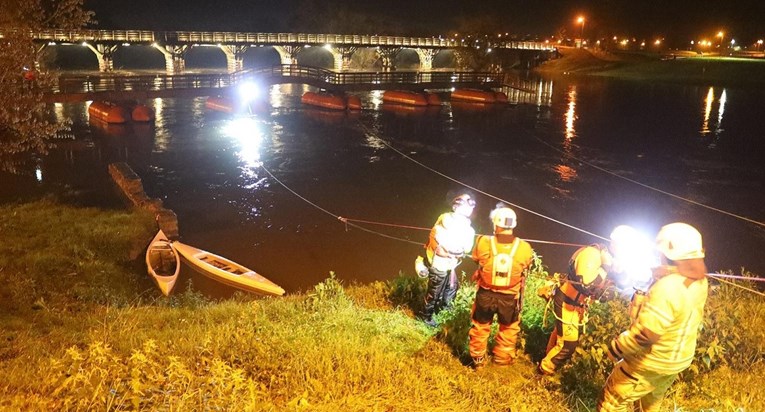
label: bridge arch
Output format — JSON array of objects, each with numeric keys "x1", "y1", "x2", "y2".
[
  {"x1": 112, "y1": 45, "x2": 165, "y2": 71},
  {"x1": 432, "y1": 50, "x2": 456, "y2": 69},
  {"x1": 185, "y1": 45, "x2": 228, "y2": 71},
  {"x1": 295, "y1": 47, "x2": 335, "y2": 70},
  {"x1": 39, "y1": 44, "x2": 99, "y2": 70},
  {"x1": 242, "y1": 47, "x2": 281, "y2": 69}
]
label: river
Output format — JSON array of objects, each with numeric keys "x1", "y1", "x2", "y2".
[{"x1": 2, "y1": 74, "x2": 764, "y2": 295}]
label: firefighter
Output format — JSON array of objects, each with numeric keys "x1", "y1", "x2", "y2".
[
  {"x1": 598, "y1": 223, "x2": 708, "y2": 412},
  {"x1": 419, "y1": 193, "x2": 476, "y2": 327},
  {"x1": 468, "y1": 205, "x2": 534, "y2": 368},
  {"x1": 538, "y1": 225, "x2": 642, "y2": 375}
]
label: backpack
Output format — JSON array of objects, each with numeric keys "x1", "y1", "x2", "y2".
[{"x1": 488, "y1": 236, "x2": 521, "y2": 288}]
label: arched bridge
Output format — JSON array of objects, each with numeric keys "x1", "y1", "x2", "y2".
[
  {"x1": 16, "y1": 29, "x2": 556, "y2": 74},
  {"x1": 46, "y1": 64, "x2": 505, "y2": 102}
]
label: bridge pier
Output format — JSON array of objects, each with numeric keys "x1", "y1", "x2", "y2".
[
  {"x1": 154, "y1": 44, "x2": 188, "y2": 74},
  {"x1": 274, "y1": 45, "x2": 302, "y2": 65},
  {"x1": 221, "y1": 45, "x2": 247, "y2": 73},
  {"x1": 84, "y1": 43, "x2": 118, "y2": 72},
  {"x1": 330, "y1": 46, "x2": 357, "y2": 71},
  {"x1": 415, "y1": 48, "x2": 437, "y2": 70},
  {"x1": 377, "y1": 47, "x2": 401, "y2": 72}
]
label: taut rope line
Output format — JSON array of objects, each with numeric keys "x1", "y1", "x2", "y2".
[
  {"x1": 357, "y1": 121, "x2": 609, "y2": 241},
  {"x1": 529, "y1": 132, "x2": 765, "y2": 228},
  {"x1": 259, "y1": 164, "x2": 423, "y2": 246}
]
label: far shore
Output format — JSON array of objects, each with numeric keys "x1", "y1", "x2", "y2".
[{"x1": 534, "y1": 46, "x2": 765, "y2": 87}]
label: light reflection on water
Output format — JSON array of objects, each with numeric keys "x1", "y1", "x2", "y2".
[
  {"x1": 2, "y1": 75, "x2": 764, "y2": 294},
  {"x1": 564, "y1": 85, "x2": 577, "y2": 141},
  {"x1": 701, "y1": 86, "x2": 727, "y2": 141}
]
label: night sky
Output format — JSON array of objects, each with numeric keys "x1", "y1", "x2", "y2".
[{"x1": 87, "y1": 1, "x2": 764, "y2": 44}]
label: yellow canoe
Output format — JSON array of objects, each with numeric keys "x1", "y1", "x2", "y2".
[
  {"x1": 172, "y1": 241, "x2": 285, "y2": 296},
  {"x1": 145, "y1": 229, "x2": 180, "y2": 296}
]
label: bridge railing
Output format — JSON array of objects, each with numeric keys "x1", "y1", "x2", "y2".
[
  {"x1": 250, "y1": 65, "x2": 502, "y2": 86},
  {"x1": 49, "y1": 65, "x2": 503, "y2": 95},
  {"x1": 50, "y1": 72, "x2": 234, "y2": 94},
  {"x1": 25, "y1": 29, "x2": 155, "y2": 42}
]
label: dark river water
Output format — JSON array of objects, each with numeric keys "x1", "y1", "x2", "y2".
[{"x1": 3, "y1": 74, "x2": 764, "y2": 295}]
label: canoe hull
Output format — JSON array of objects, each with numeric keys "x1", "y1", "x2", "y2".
[
  {"x1": 173, "y1": 241, "x2": 285, "y2": 296},
  {"x1": 145, "y1": 229, "x2": 180, "y2": 296}
]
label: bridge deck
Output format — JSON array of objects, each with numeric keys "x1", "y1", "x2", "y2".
[{"x1": 7, "y1": 29, "x2": 555, "y2": 51}]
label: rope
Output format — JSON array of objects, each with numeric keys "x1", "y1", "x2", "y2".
[
  {"x1": 709, "y1": 276, "x2": 765, "y2": 297},
  {"x1": 706, "y1": 272, "x2": 765, "y2": 282},
  {"x1": 259, "y1": 164, "x2": 423, "y2": 246},
  {"x1": 339, "y1": 217, "x2": 586, "y2": 248},
  {"x1": 338, "y1": 217, "x2": 429, "y2": 232},
  {"x1": 357, "y1": 121, "x2": 609, "y2": 241},
  {"x1": 530, "y1": 133, "x2": 765, "y2": 228}
]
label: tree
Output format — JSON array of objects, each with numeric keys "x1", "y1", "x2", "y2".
[
  {"x1": 450, "y1": 15, "x2": 519, "y2": 71},
  {"x1": 0, "y1": 0, "x2": 93, "y2": 173}
]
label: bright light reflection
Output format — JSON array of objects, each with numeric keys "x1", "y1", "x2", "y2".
[
  {"x1": 370, "y1": 90, "x2": 383, "y2": 109},
  {"x1": 225, "y1": 117, "x2": 263, "y2": 172},
  {"x1": 152, "y1": 98, "x2": 170, "y2": 153},
  {"x1": 53, "y1": 102, "x2": 65, "y2": 124},
  {"x1": 35, "y1": 165, "x2": 43, "y2": 182},
  {"x1": 717, "y1": 89, "x2": 727, "y2": 135},
  {"x1": 565, "y1": 86, "x2": 577, "y2": 140},
  {"x1": 269, "y1": 85, "x2": 284, "y2": 108},
  {"x1": 701, "y1": 87, "x2": 714, "y2": 135}
]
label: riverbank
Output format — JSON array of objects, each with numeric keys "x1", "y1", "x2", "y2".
[
  {"x1": 1, "y1": 200, "x2": 763, "y2": 410},
  {"x1": 537, "y1": 46, "x2": 765, "y2": 87}
]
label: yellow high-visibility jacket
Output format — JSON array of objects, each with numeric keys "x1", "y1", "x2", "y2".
[
  {"x1": 425, "y1": 212, "x2": 475, "y2": 272},
  {"x1": 610, "y1": 266, "x2": 708, "y2": 375}
]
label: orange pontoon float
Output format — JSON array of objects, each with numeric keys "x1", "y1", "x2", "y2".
[
  {"x1": 131, "y1": 104, "x2": 155, "y2": 122},
  {"x1": 301, "y1": 91, "x2": 347, "y2": 110},
  {"x1": 88, "y1": 101, "x2": 129, "y2": 124},
  {"x1": 451, "y1": 89, "x2": 497, "y2": 103},
  {"x1": 383, "y1": 90, "x2": 428, "y2": 106},
  {"x1": 347, "y1": 95, "x2": 362, "y2": 110}
]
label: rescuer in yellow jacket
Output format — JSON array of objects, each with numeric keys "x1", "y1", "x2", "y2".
[
  {"x1": 538, "y1": 242, "x2": 613, "y2": 375},
  {"x1": 538, "y1": 225, "x2": 647, "y2": 375},
  {"x1": 598, "y1": 223, "x2": 709, "y2": 412},
  {"x1": 468, "y1": 206, "x2": 534, "y2": 368},
  {"x1": 419, "y1": 193, "x2": 476, "y2": 327}
]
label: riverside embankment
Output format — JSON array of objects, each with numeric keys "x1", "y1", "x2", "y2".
[
  {"x1": 537, "y1": 46, "x2": 765, "y2": 87},
  {"x1": 1, "y1": 200, "x2": 763, "y2": 410}
]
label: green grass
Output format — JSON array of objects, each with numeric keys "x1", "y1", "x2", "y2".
[
  {"x1": 538, "y1": 47, "x2": 765, "y2": 87},
  {"x1": 1, "y1": 200, "x2": 763, "y2": 410}
]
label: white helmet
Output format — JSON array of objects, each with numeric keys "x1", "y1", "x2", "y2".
[
  {"x1": 490, "y1": 207, "x2": 517, "y2": 229},
  {"x1": 656, "y1": 222, "x2": 705, "y2": 261}
]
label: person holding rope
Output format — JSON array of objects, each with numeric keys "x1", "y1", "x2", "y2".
[
  {"x1": 598, "y1": 223, "x2": 708, "y2": 412},
  {"x1": 418, "y1": 192, "x2": 476, "y2": 327},
  {"x1": 468, "y1": 205, "x2": 534, "y2": 369},
  {"x1": 538, "y1": 225, "x2": 640, "y2": 375}
]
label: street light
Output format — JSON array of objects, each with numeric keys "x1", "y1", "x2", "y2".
[
  {"x1": 758, "y1": 39, "x2": 763, "y2": 51},
  {"x1": 577, "y1": 16, "x2": 585, "y2": 39},
  {"x1": 717, "y1": 31, "x2": 724, "y2": 51}
]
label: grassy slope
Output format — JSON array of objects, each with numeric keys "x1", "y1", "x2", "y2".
[
  {"x1": 537, "y1": 47, "x2": 765, "y2": 87},
  {"x1": 0, "y1": 201, "x2": 763, "y2": 411}
]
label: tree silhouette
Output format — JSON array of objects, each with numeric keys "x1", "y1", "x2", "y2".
[{"x1": 0, "y1": 0, "x2": 93, "y2": 173}]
